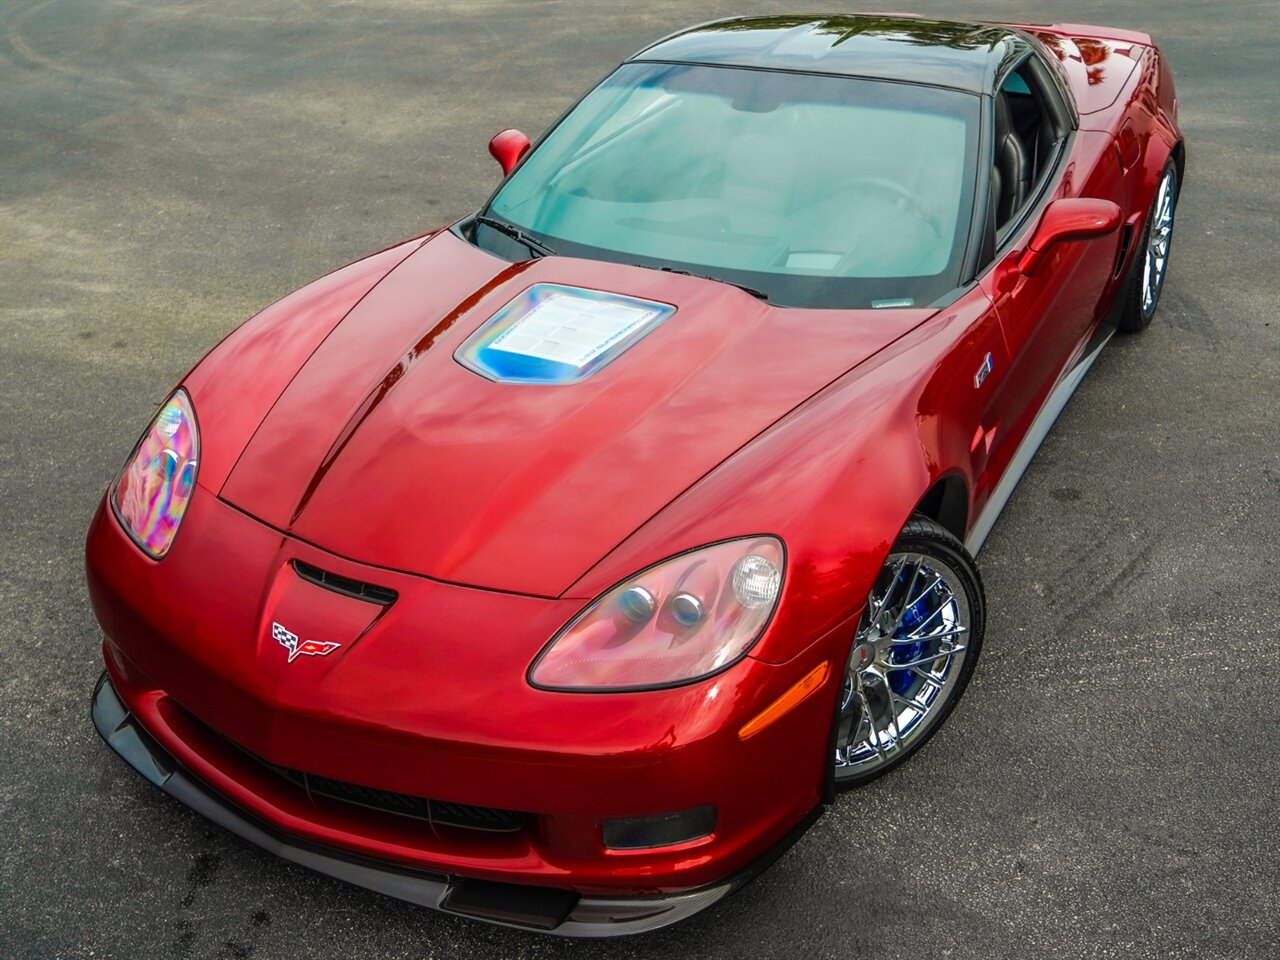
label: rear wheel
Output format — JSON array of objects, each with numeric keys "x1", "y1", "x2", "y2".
[
  {"x1": 1119, "y1": 160, "x2": 1179, "y2": 333},
  {"x1": 833, "y1": 517, "x2": 984, "y2": 787}
]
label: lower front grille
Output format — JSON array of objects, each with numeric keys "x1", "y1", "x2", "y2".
[{"x1": 229, "y1": 739, "x2": 528, "y2": 833}]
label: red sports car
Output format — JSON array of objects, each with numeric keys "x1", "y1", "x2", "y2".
[{"x1": 88, "y1": 14, "x2": 1183, "y2": 936}]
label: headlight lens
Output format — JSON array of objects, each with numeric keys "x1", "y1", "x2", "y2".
[
  {"x1": 111, "y1": 389, "x2": 199, "y2": 558},
  {"x1": 529, "y1": 536, "x2": 784, "y2": 691}
]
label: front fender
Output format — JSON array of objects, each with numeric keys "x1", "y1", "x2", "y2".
[{"x1": 569, "y1": 289, "x2": 995, "y2": 665}]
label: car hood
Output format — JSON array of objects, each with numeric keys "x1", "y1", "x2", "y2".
[{"x1": 218, "y1": 230, "x2": 931, "y2": 597}]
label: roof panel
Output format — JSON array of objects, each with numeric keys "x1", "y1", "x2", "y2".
[{"x1": 634, "y1": 15, "x2": 1022, "y2": 93}]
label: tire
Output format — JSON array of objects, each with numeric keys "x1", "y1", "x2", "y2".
[
  {"x1": 832, "y1": 516, "x2": 985, "y2": 788},
  {"x1": 1118, "y1": 159, "x2": 1179, "y2": 333}
]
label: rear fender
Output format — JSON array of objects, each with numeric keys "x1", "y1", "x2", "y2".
[{"x1": 1135, "y1": 46, "x2": 1183, "y2": 204}]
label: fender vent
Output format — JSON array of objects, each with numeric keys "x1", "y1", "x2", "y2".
[
  {"x1": 293, "y1": 560, "x2": 397, "y2": 606},
  {"x1": 1112, "y1": 223, "x2": 1134, "y2": 280}
]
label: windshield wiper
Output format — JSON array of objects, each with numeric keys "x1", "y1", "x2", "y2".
[
  {"x1": 473, "y1": 214, "x2": 555, "y2": 259},
  {"x1": 657, "y1": 266, "x2": 769, "y2": 301}
]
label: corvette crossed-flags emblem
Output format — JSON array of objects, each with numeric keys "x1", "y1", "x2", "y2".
[{"x1": 271, "y1": 622, "x2": 341, "y2": 663}]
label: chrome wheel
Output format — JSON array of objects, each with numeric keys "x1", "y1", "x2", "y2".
[
  {"x1": 834, "y1": 551, "x2": 973, "y2": 781},
  {"x1": 1141, "y1": 166, "x2": 1178, "y2": 317}
]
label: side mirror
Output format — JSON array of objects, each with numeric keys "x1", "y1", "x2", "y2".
[
  {"x1": 1019, "y1": 198, "x2": 1122, "y2": 276},
  {"x1": 488, "y1": 129, "x2": 531, "y2": 176}
]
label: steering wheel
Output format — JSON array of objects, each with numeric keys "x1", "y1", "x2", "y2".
[{"x1": 829, "y1": 177, "x2": 942, "y2": 240}]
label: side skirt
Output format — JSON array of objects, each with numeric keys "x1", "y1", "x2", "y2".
[{"x1": 964, "y1": 327, "x2": 1114, "y2": 556}]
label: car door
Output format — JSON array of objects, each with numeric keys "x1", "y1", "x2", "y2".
[{"x1": 977, "y1": 53, "x2": 1126, "y2": 488}]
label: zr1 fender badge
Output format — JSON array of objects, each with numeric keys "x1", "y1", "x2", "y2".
[
  {"x1": 271, "y1": 621, "x2": 341, "y2": 663},
  {"x1": 974, "y1": 352, "x2": 994, "y2": 389}
]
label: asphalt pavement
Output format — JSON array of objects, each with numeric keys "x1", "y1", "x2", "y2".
[{"x1": 1, "y1": 2, "x2": 1277, "y2": 958}]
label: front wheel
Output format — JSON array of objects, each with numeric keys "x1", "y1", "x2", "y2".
[{"x1": 833, "y1": 517, "x2": 985, "y2": 787}]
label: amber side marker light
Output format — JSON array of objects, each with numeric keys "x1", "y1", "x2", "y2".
[{"x1": 738, "y1": 661, "x2": 831, "y2": 740}]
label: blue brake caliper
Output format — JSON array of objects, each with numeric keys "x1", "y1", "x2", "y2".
[{"x1": 889, "y1": 570, "x2": 931, "y2": 696}]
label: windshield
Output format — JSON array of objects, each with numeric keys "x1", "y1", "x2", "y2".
[{"x1": 478, "y1": 62, "x2": 980, "y2": 309}]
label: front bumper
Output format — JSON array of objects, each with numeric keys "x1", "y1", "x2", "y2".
[
  {"x1": 86, "y1": 487, "x2": 849, "y2": 934},
  {"x1": 94, "y1": 673, "x2": 814, "y2": 935}
]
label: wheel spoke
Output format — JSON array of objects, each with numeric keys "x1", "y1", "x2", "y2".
[
  {"x1": 904, "y1": 573, "x2": 944, "y2": 612},
  {"x1": 854, "y1": 684, "x2": 888, "y2": 763},
  {"x1": 835, "y1": 678, "x2": 859, "y2": 761},
  {"x1": 900, "y1": 597, "x2": 947, "y2": 635},
  {"x1": 888, "y1": 560, "x2": 924, "y2": 632},
  {"x1": 851, "y1": 707, "x2": 873, "y2": 759},
  {"x1": 890, "y1": 690, "x2": 933, "y2": 716},
  {"x1": 910, "y1": 666, "x2": 946, "y2": 688},
  {"x1": 866, "y1": 558, "x2": 905, "y2": 624},
  {"x1": 866, "y1": 666, "x2": 903, "y2": 751},
  {"x1": 893, "y1": 623, "x2": 967, "y2": 644},
  {"x1": 854, "y1": 706, "x2": 874, "y2": 755},
  {"x1": 889, "y1": 644, "x2": 966, "y2": 669}
]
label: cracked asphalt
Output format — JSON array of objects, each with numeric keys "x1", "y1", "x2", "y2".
[{"x1": 1, "y1": 2, "x2": 1277, "y2": 958}]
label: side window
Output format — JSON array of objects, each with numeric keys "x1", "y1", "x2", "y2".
[{"x1": 991, "y1": 60, "x2": 1063, "y2": 234}]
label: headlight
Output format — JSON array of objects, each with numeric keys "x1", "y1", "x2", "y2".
[
  {"x1": 111, "y1": 389, "x2": 199, "y2": 558},
  {"x1": 529, "y1": 536, "x2": 784, "y2": 691}
]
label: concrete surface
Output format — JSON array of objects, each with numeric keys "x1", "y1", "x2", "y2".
[{"x1": 1, "y1": 1, "x2": 1277, "y2": 958}]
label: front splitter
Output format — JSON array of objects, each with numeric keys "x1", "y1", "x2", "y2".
[{"x1": 91, "y1": 672, "x2": 752, "y2": 937}]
